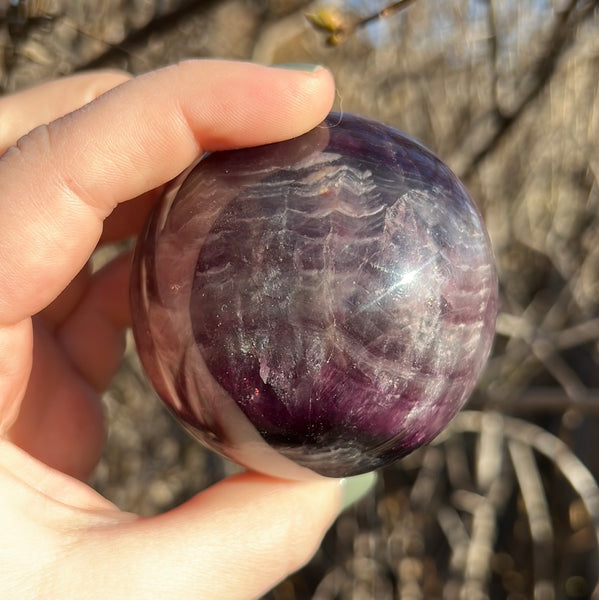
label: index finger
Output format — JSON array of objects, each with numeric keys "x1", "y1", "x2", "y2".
[{"x1": 0, "y1": 61, "x2": 335, "y2": 326}]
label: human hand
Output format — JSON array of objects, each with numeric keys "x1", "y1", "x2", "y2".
[{"x1": 0, "y1": 61, "x2": 375, "y2": 600}]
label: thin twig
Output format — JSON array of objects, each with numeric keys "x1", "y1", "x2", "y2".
[
  {"x1": 508, "y1": 440, "x2": 555, "y2": 600},
  {"x1": 472, "y1": 387, "x2": 599, "y2": 415},
  {"x1": 485, "y1": 0, "x2": 504, "y2": 118},
  {"x1": 461, "y1": 0, "x2": 598, "y2": 179},
  {"x1": 455, "y1": 411, "x2": 599, "y2": 548},
  {"x1": 306, "y1": 0, "x2": 417, "y2": 46}
]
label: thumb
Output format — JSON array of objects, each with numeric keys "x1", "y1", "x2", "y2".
[{"x1": 67, "y1": 471, "x2": 376, "y2": 600}]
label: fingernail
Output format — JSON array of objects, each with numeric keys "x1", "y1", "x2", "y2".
[
  {"x1": 339, "y1": 471, "x2": 377, "y2": 512},
  {"x1": 271, "y1": 63, "x2": 322, "y2": 73}
]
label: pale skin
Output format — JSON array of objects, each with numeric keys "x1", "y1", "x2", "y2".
[{"x1": 0, "y1": 61, "x2": 343, "y2": 600}]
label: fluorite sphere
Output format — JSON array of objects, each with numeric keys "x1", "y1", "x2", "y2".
[{"x1": 131, "y1": 113, "x2": 497, "y2": 479}]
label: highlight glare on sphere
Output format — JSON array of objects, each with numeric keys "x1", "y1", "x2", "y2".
[{"x1": 130, "y1": 113, "x2": 498, "y2": 479}]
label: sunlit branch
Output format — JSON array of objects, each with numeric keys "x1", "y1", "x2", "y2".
[{"x1": 306, "y1": 0, "x2": 418, "y2": 46}]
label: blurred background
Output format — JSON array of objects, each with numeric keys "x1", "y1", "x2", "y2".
[{"x1": 2, "y1": 0, "x2": 599, "y2": 598}]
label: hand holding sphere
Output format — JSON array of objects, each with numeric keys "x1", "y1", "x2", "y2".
[{"x1": 0, "y1": 62, "x2": 378, "y2": 600}]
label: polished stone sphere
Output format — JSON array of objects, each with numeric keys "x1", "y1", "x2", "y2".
[{"x1": 130, "y1": 113, "x2": 497, "y2": 478}]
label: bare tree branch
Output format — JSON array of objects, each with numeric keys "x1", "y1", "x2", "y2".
[
  {"x1": 75, "y1": 0, "x2": 217, "y2": 72},
  {"x1": 306, "y1": 0, "x2": 417, "y2": 46},
  {"x1": 460, "y1": 0, "x2": 598, "y2": 179}
]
